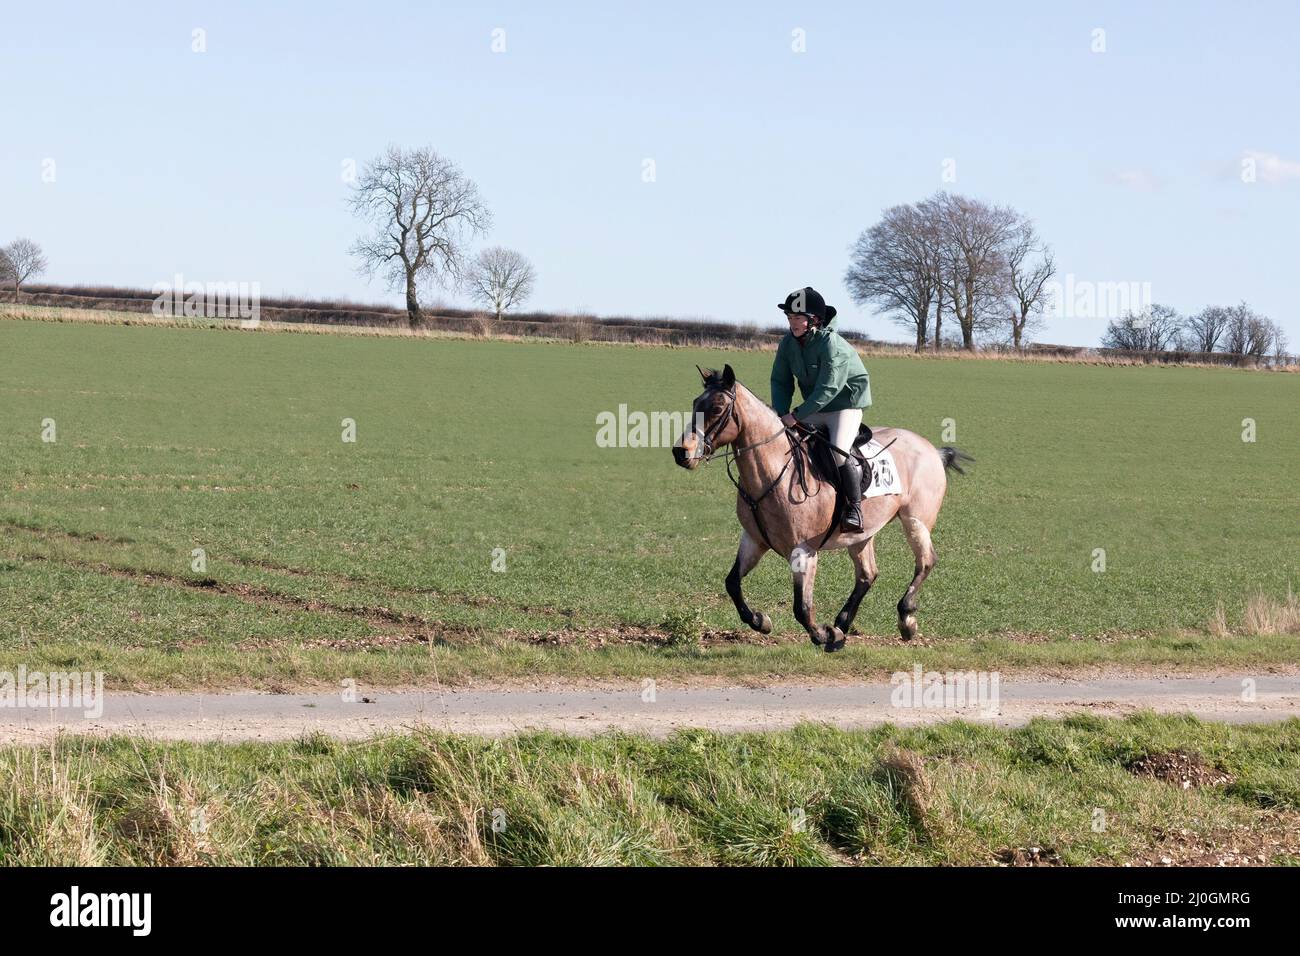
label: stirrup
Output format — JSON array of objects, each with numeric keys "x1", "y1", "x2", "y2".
[{"x1": 841, "y1": 504, "x2": 864, "y2": 533}]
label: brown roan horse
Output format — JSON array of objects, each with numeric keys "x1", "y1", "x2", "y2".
[{"x1": 672, "y1": 365, "x2": 969, "y2": 651}]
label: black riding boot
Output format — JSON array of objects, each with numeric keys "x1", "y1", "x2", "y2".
[{"x1": 838, "y1": 461, "x2": 864, "y2": 532}]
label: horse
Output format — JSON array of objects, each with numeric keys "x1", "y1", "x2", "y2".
[{"x1": 672, "y1": 364, "x2": 969, "y2": 651}]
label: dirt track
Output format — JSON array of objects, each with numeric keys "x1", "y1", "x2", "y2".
[{"x1": 1, "y1": 674, "x2": 1296, "y2": 743}]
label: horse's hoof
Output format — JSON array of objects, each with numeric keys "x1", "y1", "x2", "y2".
[
  {"x1": 808, "y1": 628, "x2": 824, "y2": 647},
  {"x1": 751, "y1": 612, "x2": 773, "y2": 635},
  {"x1": 822, "y1": 626, "x2": 846, "y2": 653},
  {"x1": 898, "y1": 615, "x2": 918, "y2": 641}
]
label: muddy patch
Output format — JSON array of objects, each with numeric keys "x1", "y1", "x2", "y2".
[
  {"x1": 1126, "y1": 751, "x2": 1233, "y2": 789},
  {"x1": 1130, "y1": 818, "x2": 1300, "y2": 866},
  {"x1": 996, "y1": 846, "x2": 1063, "y2": 866}
]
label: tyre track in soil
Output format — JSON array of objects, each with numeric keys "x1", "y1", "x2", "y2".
[
  {"x1": 0, "y1": 520, "x2": 657, "y2": 645},
  {"x1": 1, "y1": 676, "x2": 1296, "y2": 743},
  {"x1": 2, "y1": 519, "x2": 560, "y2": 616}
]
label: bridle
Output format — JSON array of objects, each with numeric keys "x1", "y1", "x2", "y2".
[
  {"x1": 691, "y1": 385, "x2": 821, "y2": 550},
  {"x1": 692, "y1": 385, "x2": 789, "y2": 463},
  {"x1": 690, "y1": 387, "x2": 738, "y2": 462},
  {"x1": 688, "y1": 380, "x2": 898, "y2": 552}
]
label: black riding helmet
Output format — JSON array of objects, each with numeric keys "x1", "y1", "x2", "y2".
[{"x1": 777, "y1": 287, "x2": 837, "y2": 327}]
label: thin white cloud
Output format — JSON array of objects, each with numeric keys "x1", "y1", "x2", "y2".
[
  {"x1": 1241, "y1": 150, "x2": 1300, "y2": 185},
  {"x1": 1110, "y1": 168, "x2": 1161, "y2": 192}
]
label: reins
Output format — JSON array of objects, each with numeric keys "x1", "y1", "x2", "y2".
[
  {"x1": 794, "y1": 424, "x2": 898, "y2": 461},
  {"x1": 693, "y1": 387, "x2": 823, "y2": 551},
  {"x1": 692, "y1": 386, "x2": 901, "y2": 552}
]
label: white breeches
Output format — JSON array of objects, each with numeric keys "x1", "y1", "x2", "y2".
[{"x1": 800, "y1": 407, "x2": 864, "y2": 465}]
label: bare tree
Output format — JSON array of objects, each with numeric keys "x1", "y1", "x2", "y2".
[
  {"x1": 846, "y1": 192, "x2": 1054, "y2": 353},
  {"x1": 931, "y1": 193, "x2": 1019, "y2": 350},
  {"x1": 915, "y1": 194, "x2": 947, "y2": 350},
  {"x1": 931, "y1": 268, "x2": 946, "y2": 350},
  {"x1": 1270, "y1": 323, "x2": 1289, "y2": 364},
  {"x1": 465, "y1": 247, "x2": 537, "y2": 328},
  {"x1": 1101, "y1": 304, "x2": 1182, "y2": 351},
  {"x1": 1183, "y1": 305, "x2": 1232, "y2": 353},
  {"x1": 1222, "y1": 302, "x2": 1274, "y2": 363},
  {"x1": 348, "y1": 146, "x2": 491, "y2": 328},
  {"x1": 844, "y1": 203, "x2": 941, "y2": 352},
  {"x1": 0, "y1": 248, "x2": 13, "y2": 296},
  {"x1": 1244, "y1": 320, "x2": 1277, "y2": 363},
  {"x1": 1100, "y1": 315, "x2": 1144, "y2": 351},
  {"x1": 3, "y1": 238, "x2": 48, "y2": 302},
  {"x1": 1003, "y1": 218, "x2": 1056, "y2": 350}
]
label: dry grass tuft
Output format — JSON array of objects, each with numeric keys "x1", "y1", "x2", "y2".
[
  {"x1": 0, "y1": 745, "x2": 104, "y2": 865},
  {"x1": 879, "y1": 746, "x2": 934, "y2": 830},
  {"x1": 1207, "y1": 589, "x2": 1299, "y2": 636},
  {"x1": 1242, "y1": 588, "x2": 1300, "y2": 635}
]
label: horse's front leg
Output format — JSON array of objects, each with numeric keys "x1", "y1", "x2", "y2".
[
  {"x1": 726, "y1": 530, "x2": 772, "y2": 634},
  {"x1": 791, "y1": 543, "x2": 845, "y2": 652}
]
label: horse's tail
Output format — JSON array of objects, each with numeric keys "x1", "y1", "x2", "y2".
[{"x1": 939, "y1": 446, "x2": 974, "y2": 475}]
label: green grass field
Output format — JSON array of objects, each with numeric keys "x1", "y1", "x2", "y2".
[
  {"x1": 1, "y1": 316, "x2": 1297, "y2": 687},
  {"x1": 3, "y1": 714, "x2": 1297, "y2": 865}
]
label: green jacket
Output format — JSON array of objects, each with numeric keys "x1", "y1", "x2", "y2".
[{"x1": 770, "y1": 315, "x2": 872, "y2": 418}]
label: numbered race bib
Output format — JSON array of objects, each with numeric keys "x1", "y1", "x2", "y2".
[{"x1": 861, "y1": 440, "x2": 902, "y2": 498}]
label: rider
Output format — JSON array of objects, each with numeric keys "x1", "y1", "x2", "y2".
[{"x1": 770, "y1": 287, "x2": 872, "y2": 532}]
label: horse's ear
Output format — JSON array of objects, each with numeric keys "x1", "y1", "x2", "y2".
[
  {"x1": 721, "y1": 364, "x2": 736, "y2": 387},
  {"x1": 696, "y1": 365, "x2": 712, "y2": 383}
]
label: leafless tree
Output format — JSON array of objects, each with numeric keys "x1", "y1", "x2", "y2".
[
  {"x1": 1002, "y1": 218, "x2": 1056, "y2": 350},
  {"x1": 846, "y1": 192, "x2": 1054, "y2": 352},
  {"x1": 1101, "y1": 304, "x2": 1182, "y2": 351},
  {"x1": 844, "y1": 203, "x2": 941, "y2": 352},
  {"x1": 930, "y1": 193, "x2": 1019, "y2": 350},
  {"x1": 1247, "y1": 320, "x2": 1276, "y2": 362},
  {"x1": 1270, "y1": 323, "x2": 1289, "y2": 363},
  {"x1": 465, "y1": 247, "x2": 536, "y2": 328},
  {"x1": 1182, "y1": 305, "x2": 1232, "y2": 353},
  {"x1": 914, "y1": 194, "x2": 948, "y2": 349},
  {"x1": 1222, "y1": 303, "x2": 1275, "y2": 363},
  {"x1": 1222, "y1": 303, "x2": 1253, "y2": 356},
  {"x1": 348, "y1": 146, "x2": 491, "y2": 328},
  {"x1": 3, "y1": 238, "x2": 48, "y2": 302},
  {"x1": 1100, "y1": 315, "x2": 1142, "y2": 350}
]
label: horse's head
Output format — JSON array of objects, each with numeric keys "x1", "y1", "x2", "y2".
[{"x1": 673, "y1": 364, "x2": 740, "y2": 470}]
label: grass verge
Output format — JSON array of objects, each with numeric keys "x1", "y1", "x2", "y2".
[{"x1": 2, "y1": 714, "x2": 1297, "y2": 865}]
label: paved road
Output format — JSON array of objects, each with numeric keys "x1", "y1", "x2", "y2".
[{"x1": 1, "y1": 675, "x2": 1296, "y2": 742}]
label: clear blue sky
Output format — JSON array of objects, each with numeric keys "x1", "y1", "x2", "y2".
[{"x1": 4, "y1": 0, "x2": 1298, "y2": 346}]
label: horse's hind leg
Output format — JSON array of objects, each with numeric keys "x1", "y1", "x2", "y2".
[
  {"x1": 896, "y1": 510, "x2": 937, "y2": 641},
  {"x1": 834, "y1": 536, "x2": 878, "y2": 636},
  {"x1": 726, "y1": 530, "x2": 772, "y2": 634},
  {"x1": 792, "y1": 543, "x2": 844, "y2": 652}
]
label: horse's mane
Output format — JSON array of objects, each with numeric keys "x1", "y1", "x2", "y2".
[{"x1": 703, "y1": 375, "x2": 779, "y2": 423}]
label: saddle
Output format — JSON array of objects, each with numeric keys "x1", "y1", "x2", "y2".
[{"x1": 802, "y1": 423, "x2": 873, "y2": 499}]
